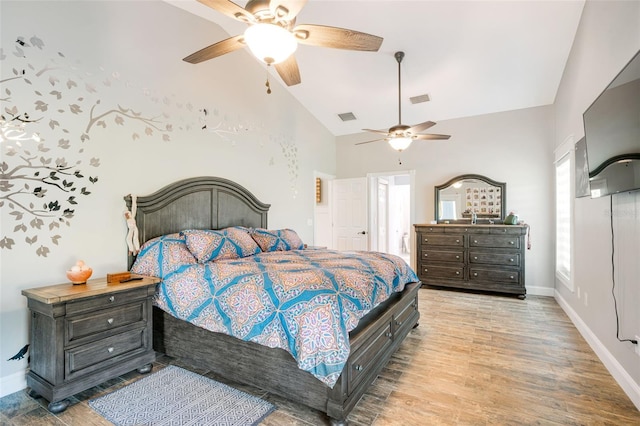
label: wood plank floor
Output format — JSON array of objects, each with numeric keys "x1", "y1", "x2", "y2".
[{"x1": 1, "y1": 287, "x2": 639, "y2": 425}]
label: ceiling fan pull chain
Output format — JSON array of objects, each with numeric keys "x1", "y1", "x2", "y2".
[{"x1": 265, "y1": 69, "x2": 272, "y2": 95}]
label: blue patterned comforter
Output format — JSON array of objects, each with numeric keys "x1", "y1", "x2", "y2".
[{"x1": 154, "y1": 249, "x2": 418, "y2": 387}]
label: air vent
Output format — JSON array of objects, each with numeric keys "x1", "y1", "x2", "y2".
[
  {"x1": 338, "y1": 112, "x2": 357, "y2": 122},
  {"x1": 410, "y1": 93, "x2": 431, "y2": 104}
]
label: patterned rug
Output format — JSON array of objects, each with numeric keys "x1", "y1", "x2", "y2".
[{"x1": 89, "y1": 365, "x2": 275, "y2": 426}]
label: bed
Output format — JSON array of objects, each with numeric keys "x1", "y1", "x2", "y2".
[{"x1": 124, "y1": 176, "x2": 420, "y2": 425}]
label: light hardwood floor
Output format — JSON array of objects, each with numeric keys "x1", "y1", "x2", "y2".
[{"x1": 1, "y1": 287, "x2": 639, "y2": 425}]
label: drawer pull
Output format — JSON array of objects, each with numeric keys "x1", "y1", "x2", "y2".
[
  {"x1": 424, "y1": 253, "x2": 428, "y2": 257},
  {"x1": 473, "y1": 272, "x2": 478, "y2": 277},
  {"x1": 455, "y1": 271, "x2": 460, "y2": 275},
  {"x1": 355, "y1": 364, "x2": 363, "y2": 371},
  {"x1": 456, "y1": 239, "x2": 460, "y2": 243},
  {"x1": 109, "y1": 296, "x2": 115, "y2": 303},
  {"x1": 510, "y1": 276, "x2": 515, "y2": 280},
  {"x1": 395, "y1": 320, "x2": 403, "y2": 327},
  {"x1": 424, "y1": 238, "x2": 428, "y2": 243},
  {"x1": 107, "y1": 347, "x2": 114, "y2": 353},
  {"x1": 510, "y1": 258, "x2": 514, "y2": 262},
  {"x1": 107, "y1": 318, "x2": 114, "y2": 325},
  {"x1": 473, "y1": 256, "x2": 478, "y2": 260},
  {"x1": 456, "y1": 255, "x2": 460, "y2": 259},
  {"x1": 385, "y1": 332, "x2": 392, "y2": 338},
  {"x1": 509, "y1": 241, "x2": 515, "y2": 245},
  {"x1": 474, "y1": 240, "x2": 478, "y2": 244}
]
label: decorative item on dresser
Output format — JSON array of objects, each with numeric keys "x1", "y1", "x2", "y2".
[
  {"x1": 414, "y1": 224, "x2": 527, "y2": 298},
  {"x1": 21, "y1": 275, "x2": 160, "y2": 413},
  {"x1": 124, "y1": 176, "x2": 421, "y2": 426}
]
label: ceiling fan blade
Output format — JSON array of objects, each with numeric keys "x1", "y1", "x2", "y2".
[
  {"x1": 183, "y1": 35, "x2": 246, "y2": 64},
  {"x1": 414, "y1": 133, "x2": 451, "y2": 140},
  {"x1": 355, "y1": 138, "x2": 384, "y2": 146},
  {"x1": 275, "y1": 55, "x2": 301, "y2": 86},
  {"x1": 362, "y1": 128, "x2": 391, "y2": 135},
  {"x1": 292, "y1": 24, "x2": 383, "y2": 51},
  {"x1": 407, "y1": 120, "x2": 436, "y2": 134},
  {"x1": 197, "y1": 0, "x2": 255, "y2": 23},
  {"x1": 270, "y1": 0, "x2": 307, "y2": 21}
]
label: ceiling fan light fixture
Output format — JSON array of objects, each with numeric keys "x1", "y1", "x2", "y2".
[
  {"x1": 244, "y1": 23, "x2": 297, "y2": 65},
  {"x1": 388, "y1": 136, "x2": 413, "y2": 151}
]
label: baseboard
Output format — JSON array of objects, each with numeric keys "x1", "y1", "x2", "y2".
[
  {"x1": 0, "y1": 370, "x2": 27, "y2": 398},
  {"x1": 526, "y1": 285, "x2": 555, "y2": 297},
  {"x1": 554, "y1": 290, "x2": 640, "y2": 410}
]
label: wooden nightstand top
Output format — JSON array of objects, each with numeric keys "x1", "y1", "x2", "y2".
[{"x1": 22, "y1": 275, "x2": 160, "y2": 305}]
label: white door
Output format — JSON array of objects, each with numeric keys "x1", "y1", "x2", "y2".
[{"x1": 332, "y1": 178, "x2": 368, "y2": 251}]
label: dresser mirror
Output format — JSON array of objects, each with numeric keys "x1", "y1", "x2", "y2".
[{"x1": 435, "y1": 174, "x2": 506, "y2": 223}]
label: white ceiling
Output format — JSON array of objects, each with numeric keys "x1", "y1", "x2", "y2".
[{"x1": 166, "y1": 0, "x2": 585, "y2": 137}]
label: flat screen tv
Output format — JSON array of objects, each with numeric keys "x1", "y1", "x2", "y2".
[{"x1": 582, "y1": 49, "x2": 640, "y2": 198}]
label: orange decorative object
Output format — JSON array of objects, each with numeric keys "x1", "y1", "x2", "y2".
[{"x1": 66, "y1": 260, "x2": 93, "y2": 284}]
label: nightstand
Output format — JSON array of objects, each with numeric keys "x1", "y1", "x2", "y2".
[{"x1": 22, "y1": 275, "x2": 160, "y2": 413}]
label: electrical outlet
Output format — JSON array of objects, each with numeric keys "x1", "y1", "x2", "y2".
[{"x1": 636, "y1": 336, "x2": 640, "y2": 356}]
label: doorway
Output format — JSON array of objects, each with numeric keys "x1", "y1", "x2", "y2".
[{"x1": 368, "y1": 171, "x2": 414, "y2": 265}]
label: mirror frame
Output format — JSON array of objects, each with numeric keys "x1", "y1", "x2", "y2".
[{"x1": 434, "y1": 174, "x2": 507, "y2": 223}]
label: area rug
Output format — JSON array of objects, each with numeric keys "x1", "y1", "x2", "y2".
[{"x1": 89, "y1": 365, "x2": 275, "y2": 426}]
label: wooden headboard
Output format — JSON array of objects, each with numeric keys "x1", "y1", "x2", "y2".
[{"x1": 124, "y1": 176, "x2": 270, "y2": 267}]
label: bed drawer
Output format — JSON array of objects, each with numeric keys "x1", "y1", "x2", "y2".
[{"x1": 347, "y1": 321, "x2": 392, "y2": 394}]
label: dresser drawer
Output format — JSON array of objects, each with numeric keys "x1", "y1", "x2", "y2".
[
  {"x1": 420, "y1": 234, "x2": 464, "y2": 247},
  {"x1": 469, "y1": 252, "x2": 520, "y2": 267},
  {"x1": 420, "y1": 227, "x2": 445, "y2": 233},
  {"x1": 65, "y1": 328, "x2": 147, "y2": 380},
  {"x1": 469, "y1": 268, "x2": 519, "y2": 284},
  {"x1": 394, "y1": 294, "x2": 418, "y2": 334},
  {"x1": 66, "y1": 287, "x2": 149, "y2": 315},
  {"x1": 348, "y1": 321, "x2": 392, "y2": 394},
  {"x1": 420, "y1": 265, "x2": 465, "y2": 280},
  {"x1": 65, "y1": 301, "x2": 146, "y2": 345},
  {"x1": 421, "y1": 250, "x2": 463, "y2": 263},
  {"x1": 469, "y1": 235, "x2": 520, "y2": 249}
]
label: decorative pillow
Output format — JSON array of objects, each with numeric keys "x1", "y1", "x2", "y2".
[
  {"x1": 250, "y1": 228, "x2": 304, "y2": 252},
  {"x1": 130, "y1": 233, "x2": 197, "y2": 278},
  {"x1": 182, "y1": 227, "x2": 261, "y2": 263}
]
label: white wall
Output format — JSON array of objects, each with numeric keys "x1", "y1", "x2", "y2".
[
  {"x1": 0, "y1": 1, "x2": 335, "y2": 396},
  {"x1": 553, "y1": 0, "x2": 640, "y2": 407},
  {"x1": 337, "y1": 105, "x2": 555, "y2": 296}
]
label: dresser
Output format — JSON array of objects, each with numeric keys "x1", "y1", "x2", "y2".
[
  {"x1": 414, "y1": 224, "x2": 527, "y2": 298},
  {"x1": 22, "y1": 275, "x2": 159, "y2": 413}
]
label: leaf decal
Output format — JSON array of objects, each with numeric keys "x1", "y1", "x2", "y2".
[
  {"x1": 25, "y1": 235, "x2": 37, "y2": 245},
  {"x1": 36, "y1": 245, "x2": 50, "y2": 257},
  {"x1": 0, "y1": 237, "x2": 15, "y2": 249}
]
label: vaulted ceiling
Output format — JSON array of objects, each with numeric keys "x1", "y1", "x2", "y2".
[{"x1": 166, "y1": 0, "x2": 585, "y2": 137}]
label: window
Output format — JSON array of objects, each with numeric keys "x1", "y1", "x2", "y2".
[{"x1": 555, "y1": 153, "x2": 572, "y2": 288}]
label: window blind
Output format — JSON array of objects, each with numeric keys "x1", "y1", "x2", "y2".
[{"x1": 555, "y1": 154, "x2": 571, "y2": 284}]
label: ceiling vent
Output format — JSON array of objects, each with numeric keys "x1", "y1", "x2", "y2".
[
  {"x1": 410, "y1": 93, "x2": 431, "y2": 104},
  {"x1": 338, "y1": 112, "x2": 357, "y2": 122}
]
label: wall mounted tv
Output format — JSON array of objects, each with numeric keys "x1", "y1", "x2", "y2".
[{"x1": 582, "y1": 49, "x2": 640, "y2": 198}]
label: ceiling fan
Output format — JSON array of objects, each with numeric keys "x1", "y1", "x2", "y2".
[
  {"x1": 357, "y1": 51, "x2": 450, "y2": 152},
  {"x1": 183, "y1": 0, "x2": 383, "y2": 87}
]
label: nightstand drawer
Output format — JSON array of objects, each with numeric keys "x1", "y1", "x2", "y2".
[
  {"x1": 65, "y1": 328, "x2": 147, "y2": 380},
  {"x1": 66, "y1": 287, "x2": 148, "y2": 315},
  {"x1": 65, "y1": 301, "x2": 146, "y2": 345}
]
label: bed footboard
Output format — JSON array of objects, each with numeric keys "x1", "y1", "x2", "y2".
[{"x1": 153, "y1": 281, "x2": 420, "y2": 424}]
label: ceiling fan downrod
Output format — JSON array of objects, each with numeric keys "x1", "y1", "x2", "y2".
[{"x1": 395, "y1": 51, "x2": 404, "y2": 125}]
